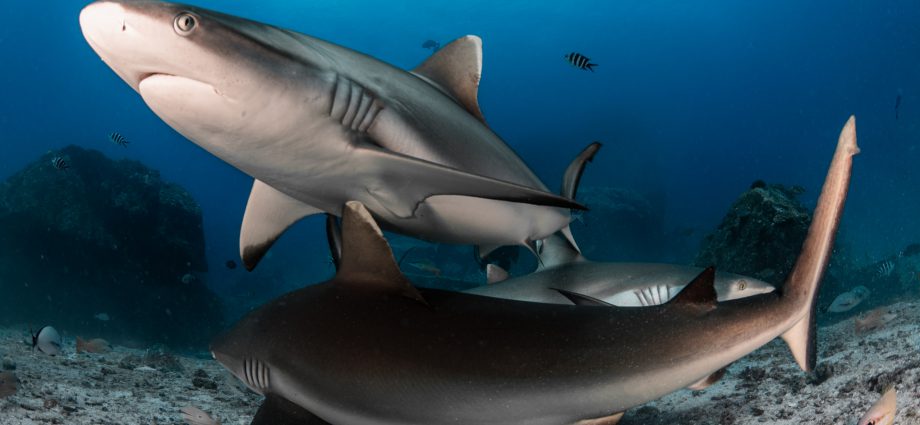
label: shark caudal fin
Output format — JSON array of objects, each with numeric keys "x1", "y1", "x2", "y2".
[{"x1": 781, "y1": 116, "x2": 859, "y2": 372}]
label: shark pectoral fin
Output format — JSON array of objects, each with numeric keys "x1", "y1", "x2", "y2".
[
  {"x1": 553, "y1": 288, "x2": 613, "y2": 307},
  {"x1": 562, "y1": 142, "x2": 602, "y2": 200},
  {"x1": 337, "y1": 201, "x2": 425, "y2": 304},
  {"x1": 240, "y1": 180, "x2": 323, "y2": 271},
  {"x1": 781, "y1": 310, "x2": 815, "y2": 372},
  {"x1": 411, "y1": 35, "x2": 486, "y2": 123},
  {"x1": 251, "y1": 394, "x2": 331, "y2": 425},
  {"x1": 358, "y1": 146, "x2": 586, "y2": 213},
  {"x1": 486, "y1": 264, "x2": 509, "y2": 284},
  {"x1": 667, "y1": 266, "x2": 717, "y2": 310},
  {"x1": 686, "y1": 367, "x2": 729, "y2": 391},
  {"x1": 573, "y1": 411, "x2": 624, "y2": 425},
  {"x1": 325, "y1": 214, "x2": 343, "y2": 271}
]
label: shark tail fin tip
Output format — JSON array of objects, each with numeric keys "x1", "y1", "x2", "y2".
[{"x1": 781, "y1": 311, "x2": 816, "y2": 372}]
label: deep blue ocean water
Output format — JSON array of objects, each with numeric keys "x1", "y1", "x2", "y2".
[{"x1": 1, "y1": 0, "x2": 918, "y2": 298}]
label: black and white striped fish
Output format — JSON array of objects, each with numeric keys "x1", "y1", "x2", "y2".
[
  {"x1": 108, "y1": 131, "x2": 129, "y2": 147},
  {"x1": 51, "y1": 156, "x2": 69, "y2": 171},
  {"x1": 564, "y1": 52, "x2": 597, "y2": 72},
  {"x1": 877, "y1": 260, "x2": 895, "y2": 277}
]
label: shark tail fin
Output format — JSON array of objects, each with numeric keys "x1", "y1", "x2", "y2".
[{"x1": 781, "y1": 116, "x2": 859, "y2": 372}]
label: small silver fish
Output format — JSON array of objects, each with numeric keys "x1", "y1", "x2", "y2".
[
  {"x1": 109, "y1": 131, "x2": 129, "y2": 147},
  {"x1": 180, "y1": 406, "x2": 221, "y2": 425},
  {"x1": 31, "y1": 326, "x2": 63, "y2": 356},
  {"x1": 93, "y1": 312, "x2": 110, "y2": 321},
  {"x1": 51, "y1": 156, "x2": 69, "y2": 171},
  {"x1": 828, "y1": 286, "x2": 871, "y2": 313},
  {"x1": 421, "y1": 39, "x2": 440, "y2": 51},
  {"x1": 564, "y1": 52, "x2": 598, "y2": 72}
]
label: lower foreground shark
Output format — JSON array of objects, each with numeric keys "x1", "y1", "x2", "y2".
[
  {"x1": 79, "y1": 0, "x2": 582, "y2": 271},
  {"x1": 211, "y1": 117, "x2": 858, "y2": 425}
]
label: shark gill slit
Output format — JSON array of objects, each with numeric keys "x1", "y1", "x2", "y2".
[{"x1": 330, "y1": 75, "x2": 381, "y2": 132}]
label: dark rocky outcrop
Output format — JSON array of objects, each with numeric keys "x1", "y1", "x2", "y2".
[
  {"x1": 694, "y1": 184, "x2": 811, "y2": 284},
  {"x1": 0, "y1": 145, "x2": 222, "y2": 349}
]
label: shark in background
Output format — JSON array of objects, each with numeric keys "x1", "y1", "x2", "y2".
[
  {"x1": 212, "y1": 116, "x2": 859, "y2": 425},
  {"x1": 79, "y1": 0, "x2": 583, "y2": 271}
]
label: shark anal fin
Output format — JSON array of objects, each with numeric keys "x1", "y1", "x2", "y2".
[
  {"x1": 553, "y1": 288, "x2": 613, "y2": 307},
  {"x1": 251, "y1": 395, "x2": 331, "y2": 425},
  {"x1": 574, "y1": 411, "x2": 624, "y2": 425},
  {"x1": 486, "y1": 264, "x2": 509, "y2": 284},
  {"x1": 337, "y1": 201, "x2": 425, "y2": 304},
  {"x1": 357, "y1": 145, "x2": 585, "y2": 218},
  {"x1": 668, "y1": 266, "x2": 717, "y2": 309},
  {"x1": 687, "y1": 367, "x2": 728, "y2": 391},
  {"x1": 412, "y1": 35, "x2": 486, "y2": 123},
  {"x1": 240, "y1": 180, "x2": 323, "y2": 270},
  {"x1": 562, "y1": 142, "x2": 601, "y2": 200}
]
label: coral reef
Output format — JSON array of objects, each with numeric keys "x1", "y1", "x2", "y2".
[
  {"x1": 0, "y1": 146, "x2": 222, "y2": 349},
  {"x1": 694, "y1": 183, "x2": 811, "y2": 284}
]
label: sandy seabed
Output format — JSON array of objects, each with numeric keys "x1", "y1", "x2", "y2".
[{"x1": 0, "y1": 301, "x2": 918, "y2": 425}]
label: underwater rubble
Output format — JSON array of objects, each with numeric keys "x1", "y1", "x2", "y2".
[{"x1": 0, "y1": 146, "x2": 223, "y2": 349}]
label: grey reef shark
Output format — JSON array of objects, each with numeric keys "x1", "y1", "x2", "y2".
[
  {"x1": 79, "y1": 0, "x2": 584, "y2": 271},
  {"x1": 210, "y1": 117, "x2": 859, "y2": 425}
]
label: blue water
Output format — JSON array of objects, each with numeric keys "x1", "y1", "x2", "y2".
[{"x1": 1, "y1": 1, "x2": 918, "y2": 296}]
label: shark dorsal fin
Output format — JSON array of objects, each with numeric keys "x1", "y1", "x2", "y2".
[
  {"x1": 336, "y1": 201, "x2": 425, "y2": 303},
  {"x1": 240, "y1": 180, "x2": 323, "y2": 271},
  {"x1": 669, "y1": 266, "x2": 717, "y2": 308},
  {"x1": 412, "y1": 35, "x2": 486, "y2": 123},
  {"x1": 553, "y1": 288, "x2": 613, "y2": 307}
]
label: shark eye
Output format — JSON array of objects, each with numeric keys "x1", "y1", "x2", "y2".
[
  {"x1": 174, "y1": 13, "x2": 197, "y2": 35},
  {"x1": 737, "y1": 280, "x2": 747, "y2": 291}
]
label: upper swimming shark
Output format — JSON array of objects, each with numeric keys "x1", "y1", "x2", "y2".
[
  {"x1": 211, "y1": 117, "x2": 859, "y2": 425},
  {"x1": 79, "y1": 0, "x2": 582, "y2": 270}
]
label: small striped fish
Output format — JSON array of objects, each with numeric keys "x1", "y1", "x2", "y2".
[
  {"x1": 877, "y1": 260, "x2": 894, "y2": 277},
  {"x1": 108, "y1": 131, "x2": 129, "y2": 147},
  {"x1": 51, "y1": 156, "x2": 69, "y2": 171},
  {"x1": 564, "y1": 52, "x2": 597, "y2": 72}
]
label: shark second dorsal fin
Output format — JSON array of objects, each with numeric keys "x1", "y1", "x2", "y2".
[
  {"x1": 412, "y1": 35, "x2": 486, "y2": 123},
  {"x1": 486, "y1": 264, "x2": 509, "y2": 284},
  {"x1": 337, "y1": 201, "x2": 424, "y2": 303},
  {"x1": 240, "y1": 180, "x2": 323, "y2": 271},
  {"x1": 668, "y1": 267, "x2": 717, "y2": 309}
]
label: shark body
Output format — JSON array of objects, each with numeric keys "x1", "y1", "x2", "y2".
[
  {"x1": 212, "y1": 117, "x2": 859, "y2": 425},
  {"x1": 79, "y1": 0, "x2": 581, "y2": 270}
]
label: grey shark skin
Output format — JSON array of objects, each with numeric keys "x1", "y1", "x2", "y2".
[
  {"x1": 211, "y1": 117, "x2": 858, "y2": 425},
  {"x1": 468, "y1": 259, "x2": 775, "y2": 307},
  {"x1": 79, "y1": 0, "x2": 580, "y2": 270}
]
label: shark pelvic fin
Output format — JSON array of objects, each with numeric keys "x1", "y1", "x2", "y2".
[
  {"x1": 562, "y1": 141, "x2": 601, "y2": 200},
  {"x1": 251, "y1": 394, "x2": 331, "y2": 425},
  {"x1": 553, "y1": 288, "x2": 613, "y2": 307},
  {"x1": 668, "y1": 266, "x2": 717, "y2": 309},
  {"x1": 241, "y1": 180, "x2": 323, "y2": 271},
  {"x1": 336, "y1": 201, "x2": 425, "y2": 304},
  {"x1": 412, "y1": 35, "x2": 486, "y2": 123},
  {"x1": 686, "y1": 366, "x2": 728, "y2": 391},
  {"x1": 574, "y1": 411, "x2": 624, "y2": 425},
  {"x1": 357, "y1": 145, "x2": 585, "y2": 218},
  {"x1": 486, "y1": 264, "x2": 509, "y2": 284},
  {"x1": 537, "y1": 231, "x2": 586, "y2": 270}
]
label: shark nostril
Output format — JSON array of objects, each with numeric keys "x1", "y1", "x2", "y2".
[{"x1": 121, "y1": 20, "x2": 125, "y2": 31}]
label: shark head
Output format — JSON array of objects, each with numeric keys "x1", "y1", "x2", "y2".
[
  {"x1": 210, "y1": 316, "x2": 275, "y2": 396},
  {"x1": 80, "y1": 0, "x2": 331, "y2": 161}
]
